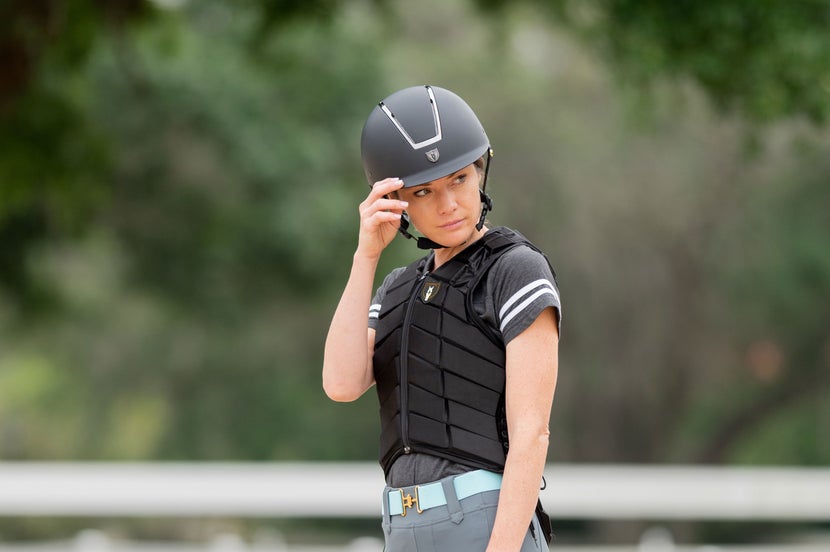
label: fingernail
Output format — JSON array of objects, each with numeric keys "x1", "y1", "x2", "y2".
[{"x1": 401, "y1": 201, "x2": 408, "y2": 207}]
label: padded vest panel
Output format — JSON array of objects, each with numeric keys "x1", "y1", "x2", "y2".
[{"x1": 373, "y1": 228, "x2": 543, "y2": 476}]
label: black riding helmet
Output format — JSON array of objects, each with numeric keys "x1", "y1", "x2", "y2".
[{"x1": 360, "y1": 85, "x2": 494, "y2": 249}]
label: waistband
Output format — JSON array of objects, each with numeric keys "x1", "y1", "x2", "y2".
[{"x1": 385, "y1": 469, "x2": 502, "y2": 517}]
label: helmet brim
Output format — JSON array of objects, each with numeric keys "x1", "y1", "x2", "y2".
[{"x1": 398, "y1": 145, "x2": 490, "y2": 188}]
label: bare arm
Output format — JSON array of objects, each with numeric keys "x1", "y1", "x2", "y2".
[
  {"x1": 322, "y1": 178, "x2": 407, "y2": 402},
  {"x1": 487, "y1": 307, "x2": 559, "y2": 551}
]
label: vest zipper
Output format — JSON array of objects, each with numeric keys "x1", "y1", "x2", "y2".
[{"x1": 400, "y1": 271, "x2": 428, "y2": 455}]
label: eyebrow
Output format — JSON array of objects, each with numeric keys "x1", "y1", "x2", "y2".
[{"x1": 412, "y1": 168, "x2": 468, "y2": 189}]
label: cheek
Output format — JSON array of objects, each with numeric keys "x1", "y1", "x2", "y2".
[
  {"x1": 461, "y1": 186, "x2": 481, "y2": 207},
  {"x1": 402, "y1": 201, "x2": 432, "y2": 232},
  {"x1": 403, "y1": 201, "x2": 425, "y2": 221}
]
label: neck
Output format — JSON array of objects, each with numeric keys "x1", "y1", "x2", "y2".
[{"x1": 432, "y1": 225, "x2": 489, "y2": 269}]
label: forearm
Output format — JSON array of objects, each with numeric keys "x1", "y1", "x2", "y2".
[
  {"x1": 486, "y1": 430, "x2": 549, "y2": 551},
  {"x1": 322, "y1": 252, "x2": 379, "y2": 401},
  {"x1": 489, "y1": 308, "x2": 559, "y2": 550}
]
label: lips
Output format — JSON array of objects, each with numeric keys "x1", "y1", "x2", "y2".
[{"x1": 440, "y1": 218, "x2": 464, "y2": 229}]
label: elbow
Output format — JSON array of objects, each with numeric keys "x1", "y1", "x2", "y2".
[
  {"x1": 323, "y1": 385, "x2": 360, "y2": 403},
  {"x1": 321, "y1": 350, "x2": 373, "y2": 402},
  {"x1": 527, "y1": 427, "x2": 550, "y2": 451},
  {"x1": 322, "y1": 373, "x2": 366, "y2": 403},
  {"x1": 509, "y1": 424, "x2": 550, "y2": 453}
]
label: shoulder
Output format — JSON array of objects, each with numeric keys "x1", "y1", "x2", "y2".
[
  {"x1": 379, "y1": 266, "x2": 408, "y2": 290},
  {"x1": 486, "y1": 240, "x2": 561, "y2": 343},
  {"x1": 490, "y1": 242, "x2": 557, "y2": 287},
  {"x1": 369, "y1": 264, "x2": 416, "y2": 327},
  {"x1": 483, "y1": 227, "x2": 554, "y2": 271},
  {"x1": 372, "y1": 265, "x2": 408, "y2": 305},
  {"x1": 501, "y1": 241, "x2": 551, "y2": 265}
]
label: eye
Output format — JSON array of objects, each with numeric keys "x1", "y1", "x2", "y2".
[
  {"x1": 453, "y1": 173, "x2": 468, "y2": 185},
  {"x1": 413, "y1": 188, "x2": 430, "y2": 198}
]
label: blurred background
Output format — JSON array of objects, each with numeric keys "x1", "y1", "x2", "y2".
[{"x1": 1, "y1": 0, "x2": 829, "y2": 550}]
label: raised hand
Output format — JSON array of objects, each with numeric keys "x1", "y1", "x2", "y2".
[{"x1": 357, "y1": 178, "x2": 408, "y2": 259}]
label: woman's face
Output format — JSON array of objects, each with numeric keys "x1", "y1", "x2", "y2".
[{"x1": 396, "y1": 163, "x2": 484, "y2": 249}]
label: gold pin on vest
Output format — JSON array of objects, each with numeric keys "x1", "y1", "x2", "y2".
[{"x1": 420, "y1": 281, "x2": 441, "y2": 303}]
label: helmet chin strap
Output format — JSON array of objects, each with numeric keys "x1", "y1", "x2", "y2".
[
  {"x1": 397, "y1": 213, "x2": 447, "y2": 250},
  {"x1": 476, "y1": 149, "x2": 494, "y2": 231},
  {"x1": 397, "y1": 150, "x2": 494, "y2": 250}
]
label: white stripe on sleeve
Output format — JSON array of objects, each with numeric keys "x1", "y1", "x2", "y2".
[
  {"x1": 499, "y1": 279, "x2": 558, "y2": 319},
  {"x1": 368, "y1": 304, "x2": 382, "y2": 319},
  {"x1": 499, "y1": 280, "x2": 559, "y2": 333}
]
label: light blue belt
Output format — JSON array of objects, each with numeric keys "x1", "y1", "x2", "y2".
[{"x1": 387, "y1": 469, "x2": 503, "y2": 516}]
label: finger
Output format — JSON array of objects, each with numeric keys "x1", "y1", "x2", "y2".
[
  {"x1": 371, "y1": 197, "x2": 408, "y2": 213},
  {"x1": 361, "y1": 179, "x2": 402, "y2": 211},
  {"x1": 364, "y1": 210, "x2": 402, "y2": 228},
  {"x1": 360, "y1": 196, "x2": 408, "y2": 219},
  {"x1": 369, "y1": 178, "x2": 404, "y2": 199},
  {"x1": 374, "y1": 211, "x2": 403, "y2": 222}
]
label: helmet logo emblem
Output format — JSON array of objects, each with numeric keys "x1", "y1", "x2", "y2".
[{"x1": 425, "y1": 148, "x2": 440, "y2": 163}]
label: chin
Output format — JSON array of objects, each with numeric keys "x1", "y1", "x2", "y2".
[{"x1": 435, "y1": 225, "x2": 477, "y2": 247}]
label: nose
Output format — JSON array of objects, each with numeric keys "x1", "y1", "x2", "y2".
[{"x1": 436, "y1": 188, "x2": 458, "y2": 214}]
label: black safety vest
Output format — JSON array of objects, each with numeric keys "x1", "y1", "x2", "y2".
[{"x1": 372, "y1": 227, "x2": 547, "y2": 476}]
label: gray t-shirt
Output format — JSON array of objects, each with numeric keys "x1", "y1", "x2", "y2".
[{"x1": 368, "y1": 234, "x2": 561, "y2": 487}]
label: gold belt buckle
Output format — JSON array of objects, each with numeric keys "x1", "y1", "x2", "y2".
[{"x1": 398, "y1": 486, "x2": 424, "y2": 517}]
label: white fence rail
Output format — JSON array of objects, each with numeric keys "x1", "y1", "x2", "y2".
[{"x1": 0, "y1": 463, "x2": 828, "y2": 521}]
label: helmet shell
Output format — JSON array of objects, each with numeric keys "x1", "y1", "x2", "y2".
[{"x1": 361, "y1": 85, "x2": 490, "y2": 188}]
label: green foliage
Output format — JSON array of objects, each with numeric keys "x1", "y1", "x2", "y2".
[
  {"x1": 591, "y1": 0, "x2": 830, "y2": 123},
  {"x1": 0, "y1": 64, "x2": 110, "y2": 310},
  {"x1": 731, "y1": 399, "x2": 830, "y2": 466},
  {"x1": 696, "y1": 149, "x2": 830, "y2": 464},
  {"x1": 0, "y1": 351, "x2": 84, "y2": 458},
  {"x1": 484, "y1": 0, "x2": 830, "y2": 123},
  {"x1": 0, "y1": 0, "x2": 387, "y2": 461},
  {"x1": 87, "y1": 5, "x2": 383, "y2": 310},
  {"x1": 0, "y1": 0, "x2": 157, "y2": 308}
]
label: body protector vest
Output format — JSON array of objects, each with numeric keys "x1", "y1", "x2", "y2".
[{"x1": 372, "y1": 227, "x2": 551, "y2": 476}]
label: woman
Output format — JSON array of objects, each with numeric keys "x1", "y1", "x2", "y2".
[{"x1": 323, "y1": 85, "x2": 560, "y2": 551}]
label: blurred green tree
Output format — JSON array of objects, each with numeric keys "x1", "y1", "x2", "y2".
[
  {"x1": 0, "y1": 0, "x2": 388, "y2": 460},
  {"x1": 0, "y1": 0, "x2": 152, "y2": 308},
  {"x1": 501, "y1": 0, "x2": 830, "y2": 123},
  {"x1": 0, "y1": 0, "x2": 828, "y2": 473}
]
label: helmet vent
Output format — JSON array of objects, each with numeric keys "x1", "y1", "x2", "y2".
[{"x1": 379, "y1": 85, "x2": 443, "y2": 150}]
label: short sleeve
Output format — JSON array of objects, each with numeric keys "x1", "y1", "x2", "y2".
[
  {"x1": 368, "y1": 266, "x2": 407, "y2": 330},
  {"x1": 486, "y1": 245, "x2": 561, "y2": 344}
]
